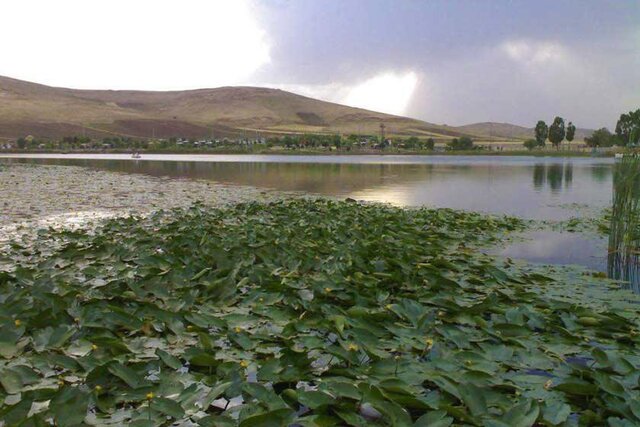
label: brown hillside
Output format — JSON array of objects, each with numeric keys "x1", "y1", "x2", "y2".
[{"x1": 0, "y1": 76, "x2": 477, "y2": 140}]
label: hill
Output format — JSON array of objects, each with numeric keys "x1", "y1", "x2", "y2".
[
  {"x1": 458, "y1": 122, "x2": 592, "y2": 142},
  {"x1": 0, "y1": 76, "x2": 476, "y2": 141}
]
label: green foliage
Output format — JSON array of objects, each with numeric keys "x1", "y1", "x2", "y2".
[
  {"x1": 585, "y1": 128, "x2": 615, "y2": 147},
  {"x1": 523, "y1": 139, "x2": 538, "y2": 151},
  {"x1": 447, "y1": 136, "x2": 474, "y2": 150},
  {"x1": 608, "y1": 156, "x2": 640, "y2": 291},
  {"x1": 425, "y1": 138, "x2": 435, "y2": 150},
  {"x1": 534, "y1": 120, "x2": 548, "y2": 147},
  {"x1": 566, "y1": 122, "x2": 576, "y2": 142},
  {"x1": 615, "y1": 109, "x2": 640, "y2": 146},
  {"x1": 548, "y1": 116, "x2": 566, "y2": 149},
  {"x1": 405, "y1": 136, "x2": 419, "y2": 149},
  {"x1": 1, "y1": 200, "x2": 640, "y2": 425}
]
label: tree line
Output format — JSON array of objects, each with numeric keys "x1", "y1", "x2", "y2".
[
  {"x1": 525, "y1": 108, "x2": 640, "y2": 150},
  {"x1": 523, "y1": 117, "x2": 576, "y2": 150}
]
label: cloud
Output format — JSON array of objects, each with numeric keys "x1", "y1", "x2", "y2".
[
  {"x1": 0, "y1": 0, "x2": 270, "y2": 90},
  {"x1": 342, "y1": 71, "x2": 419, "y2": 116},
  {"x1": 500, "y1": 40, "x2": 566, "y2": 65},
  {"x1": 273, "y1": 71, "x2": 419, "y2": 116}
]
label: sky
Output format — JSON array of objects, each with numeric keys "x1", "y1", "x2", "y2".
[{"x1": 1, "y1": 0, "x2": 639, "y2": 128}]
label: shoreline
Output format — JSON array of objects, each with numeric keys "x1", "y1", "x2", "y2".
[{"x1": 0, "y1": 148, "x2": 607, "y2": 157}]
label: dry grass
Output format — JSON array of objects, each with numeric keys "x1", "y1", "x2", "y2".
[{"x1": 0, "y1": 75, "x2": 475, "y2": 140}]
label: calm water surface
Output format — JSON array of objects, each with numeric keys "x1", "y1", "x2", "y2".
[{"x1": 1, "y1": 154, "x2": 614, "y2": 271}]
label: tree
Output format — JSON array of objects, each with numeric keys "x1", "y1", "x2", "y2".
[
  {"x1": 16, "y1": 138, "x2": 27, "y2": 149},
  {"x1": 548, "y1": 116, "x2": 565, "y2": 150},
  {"x1": 534, "y1": 121, "x2": 548, "y2": 147},
  {"x1": 523, "y1": 139, "x2": 538, "y2": 151},
  {"x1": 584, "y1": 128, "x2": 614, "y2": 147},
  {"x1": 566, "y1": 122, "x2": 576, "y2": 143},
  {"x1": 448, "y1": 136, "x2": 474, "y2": 151},
  {"x1": 331, "y1": 134, "x2": 342, "y2": 150},
  {"x1": 615, "y1": 109, "x2": 640, "y2": 146},
  {"x1": 405, "y1": 136, "x2": 419, "y2": 149},
  {"x1": 425, "y1": 138, "x2": 435, "y2": 150}
]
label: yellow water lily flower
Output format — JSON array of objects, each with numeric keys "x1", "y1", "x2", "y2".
[
  {"x1": 14, "y1": 319, "x2": 21, "y2": 327},
  {"x1": 544, "y1": 380, "x2": 553, "y2": 390},
  {"x1": 91, "y1": 344, "x2": 98, "y2": 351},
  {"x1": 146, "y1": 392, "x2": 155, "y2": 400},
  {"x1": 95, "y1": 385, "x2": 102, "y2": 392},
  {"x1": 240, "y1": 360, "x2": 249, "y2": 368},
  {"x1": 234, "y1": 326, "x2": 242, "y2": 333},
  {"x1": 347, "y1": 343, "x2": 359, "y2": 352},
  {"x1": 324, "y1": 287, "x2": 332, "y2": 293}
]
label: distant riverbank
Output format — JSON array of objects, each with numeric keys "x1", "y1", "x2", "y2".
[{"x1": 0, "y1": 147, "x2": 606, "y2": 157}]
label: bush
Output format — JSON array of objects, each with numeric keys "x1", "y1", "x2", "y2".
[
  {"x1": 585, "y1": 128, "x2": 614, "y2": 147},
  {"x1": 447, "y1": 136, "x2": 474, "y2": 150}
]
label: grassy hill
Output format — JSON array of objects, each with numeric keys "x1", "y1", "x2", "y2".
[{"x1": 0, "y1": 76, "x2": 477, "y2": 141}]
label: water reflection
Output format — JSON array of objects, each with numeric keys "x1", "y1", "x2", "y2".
[
  {"x1": 0, "y1": 155, "x2": 622, "y2": 271},
  {"x1": 532, "y1": 163, "x2": 574, "y2": 193},
  {"x1": 607, "y1": 157, "x2": 640, "y2": 292},
  {"x1": 3, "y1": 156, "x2": 612, "y2": 221}
]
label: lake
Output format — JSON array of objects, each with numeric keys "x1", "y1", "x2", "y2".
[{"x1": 0, "y1": 154, "x2": 614, "y2": 272}]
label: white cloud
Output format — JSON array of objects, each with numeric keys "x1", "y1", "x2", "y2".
[
  {"x1": 342, "y1": 71, "x2": 418, "y2": 116},
  {"x1": 274, "y1": 71, "x2": 419, "y2": 116},
  {"x1": 0, "y1": 0, "x2": 270, "y2": 90},
  {"x1": 501, "y1": 40, "x2": 566, "y2": 65}
]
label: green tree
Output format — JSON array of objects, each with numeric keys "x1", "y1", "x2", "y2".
[
  {"x1": 548, "y1": 116, "x2": 565, "y2": 150},
  {"x1": 615, "y1": 109, "x2": 640, "y2": 146},
  {"x1": 534, "y1": 120, "x2": 548, "y2": 147},
  {"x1": 406, "y1": 136, "x2": 419, "y2": 149},
  {"x1": 523, "y1": 139, "x2": 538, "y2": 151},
  {"x1": 584, "y1": 128, "x2": 614, "y2": 147},
  {"x1": 331, "y1": 134, "x2": 342, "y2": 149},
  {"x1": 566, "y1": 122, "x2": 576, "y2": 143},
  {"x1": 425, "y1": 138, "x2": 435, "y2": 150},
  {"x1": 16, "y1": 137, "x2": 27, "y2": 149},
  {"x1": 448, "y1": 136, "x2": 474, "y2": 150}
]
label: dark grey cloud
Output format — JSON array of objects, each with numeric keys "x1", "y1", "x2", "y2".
[{"x1": 253, "y1": 0, "x2": 640, "y2": 128}]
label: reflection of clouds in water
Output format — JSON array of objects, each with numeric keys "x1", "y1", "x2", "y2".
[
  {"x1": 349, "y1": 187, "x2": 414, "y2": 207},
  {"x1": 498, "y1": 231, "x2": 607, "y2": 271},
  {"x1": 4, "y1": 156, "x2": 614, "y2": 221}
]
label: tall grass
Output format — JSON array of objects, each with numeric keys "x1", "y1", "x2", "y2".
[{"x1": 608, "y1": 155, "x2": 640, "y2": 291}]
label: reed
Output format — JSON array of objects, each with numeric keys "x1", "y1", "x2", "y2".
[{"x1": 608, "y1": 155, "x2": 640, "y2": 291}]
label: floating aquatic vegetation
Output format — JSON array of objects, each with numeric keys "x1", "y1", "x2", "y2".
[{"x1": 0, "y1": 200, "x2": 639, "y2": 426}]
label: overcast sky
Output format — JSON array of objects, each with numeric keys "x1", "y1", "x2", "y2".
[{"x1": 1, "y1": 0, "x2": 638, "y2": 128}]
